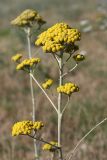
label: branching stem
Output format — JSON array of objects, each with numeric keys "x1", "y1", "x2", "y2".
[
  {"x1": 30, "y1": 73, "x2": 58, "y2": 113},
  {"x1": 62, "y1": 96, "x2": 70, "y2": 115},
  {"x1": 62, "y1": 63, "x2": 78, "y2": 78},
  {"x1": 62, "y1": 54, "x2": 72, "y2": 67},
  {"x1": 52, "y1": 54, "x2": 60, "y2": 70}
]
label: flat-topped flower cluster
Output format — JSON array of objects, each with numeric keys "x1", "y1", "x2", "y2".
[
  {"x1": 11, "y1": 9, "x2": 46, "y2": 27},
  {"x1": 12, "y1": 120, "x2": 44, "y2": 136},
  {"x1": 57, "y1": 82, "x2": 79, "y2": 95},
  {"x1": 16, "y1": 58, "x2": 41, "y2": 71},
  {"x1": 35, "y1": 23, "x2": 81, "y2": 53}
]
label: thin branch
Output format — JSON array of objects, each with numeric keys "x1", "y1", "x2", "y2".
[
  {"x1": 61, "y1": 63, "x2": 78, "y2": 78},
  {"x1": 66, "y1": 117, "x2": 107, "y2": 160},
  {"x1": 29, "y1": 134, "x2": 63, "y2": 160},
  {"x1": 62, "y1": 48, "x2": 76, "y2": 67},
  {"x1": 27, "y1": 134, "x2": 60, "y2": 149},
  {"x1": 30, "y1": 73, "x2": 58, "y2": 113},
  {"x1": 52, "y1": 54, "x2": 60, "y2": 70},
  {"x1": 61, "y1": 96, "x2": 70, "y2": 115},
  {"x1": 62, "y1": 54, "x2": 72, "y2": 67}
]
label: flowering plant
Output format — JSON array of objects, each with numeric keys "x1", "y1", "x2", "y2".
[{"x1": 11, "y1": 9, "x2": 106, "y2": 160}]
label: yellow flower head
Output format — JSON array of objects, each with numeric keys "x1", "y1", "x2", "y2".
[
  {"x1": 11, "y1": 54, "x2": 22, "y2": 62},
  {"x1": 35, "y1": 22, "x2": 81, "y2": 53},
  {"x1": 11, "y1": 9, "x2": 46, "y2": 27},
  {"x1": 12, "y1": 120, "x2": 44, "y2": 136},
  {"x1": 42, "y1": 141, "x2": 58, "y2": 152},
  {"x1": 73, "y1": 54, "x2": 85, "y2": 62},
  {"x1": 57, "y1": 82, "x2": 79, "y2": 96},
  {"x1": 16, "y1": 57, "x2": 41, "y2": 71},
  {"x1": 42, "y1": 79, "x2": 53, "y2": 89}
]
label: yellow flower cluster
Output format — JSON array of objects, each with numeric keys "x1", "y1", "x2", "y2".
[
  {"x1": 11, "y1": 54, "x2": 22, "y2": 62},
  {"x1": 11, "y1": 9, "x2": 46, "y2": 27},
  {"x1": 12, "y1": 120, "x2": 44, "y2": 136},
  {"x1": 57, "y1": 83, "x2": 79, "y2": 95},
  {"x1": 35, "y1": 22, "x2": 81, "y2": 53},
  {"x1": 42, "y1": 141, "x2": 58, "y2": 152},
  {"x1": 73, "y1": 54, "x2": 85, "y2": 62},
  {"x1": 16, "y1": 58, "x2": 41, "y2": 71},
  {"x1": 42, "y1": 79, "x2": 53, "y2": 89}
]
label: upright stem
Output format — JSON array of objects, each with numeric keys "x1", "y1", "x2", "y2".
[
  {"x1": 26, "y1": 27, "x2": 39, "y2": 160},
  {"x1": 58, "y1": 52, "x2": 63, "y2": 160},
  {"x1": 27, "y1": 27, "x2": 32, "y2": 58}
]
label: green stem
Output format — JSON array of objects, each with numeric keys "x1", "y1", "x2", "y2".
[{"x1": 26, "y1": 27, "x2": 39, "y2": 160}]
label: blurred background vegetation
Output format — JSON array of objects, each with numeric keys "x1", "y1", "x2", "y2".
[{"x1": 0, "y1": 0, "x2": 107, "y2": 160}]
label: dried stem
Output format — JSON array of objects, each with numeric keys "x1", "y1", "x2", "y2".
[
  {"x1": 52, "y1": 54, "x2": 60, "y2": 70},
  {"x1": 61, "y1": 96, "x2": 70, "y2": 115},
  {"x1": 62, "y1": 63, "x2": 78, "y2": 78},
  {"x1": 27, "y1": 134, "x2": 60, "y2": 149},
  {"x1": 66, "y1": 117, "x2": 107, "y2": 160},
  {"x1": 28, "y1": 134, "x2": 63, "y2": 160}
]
